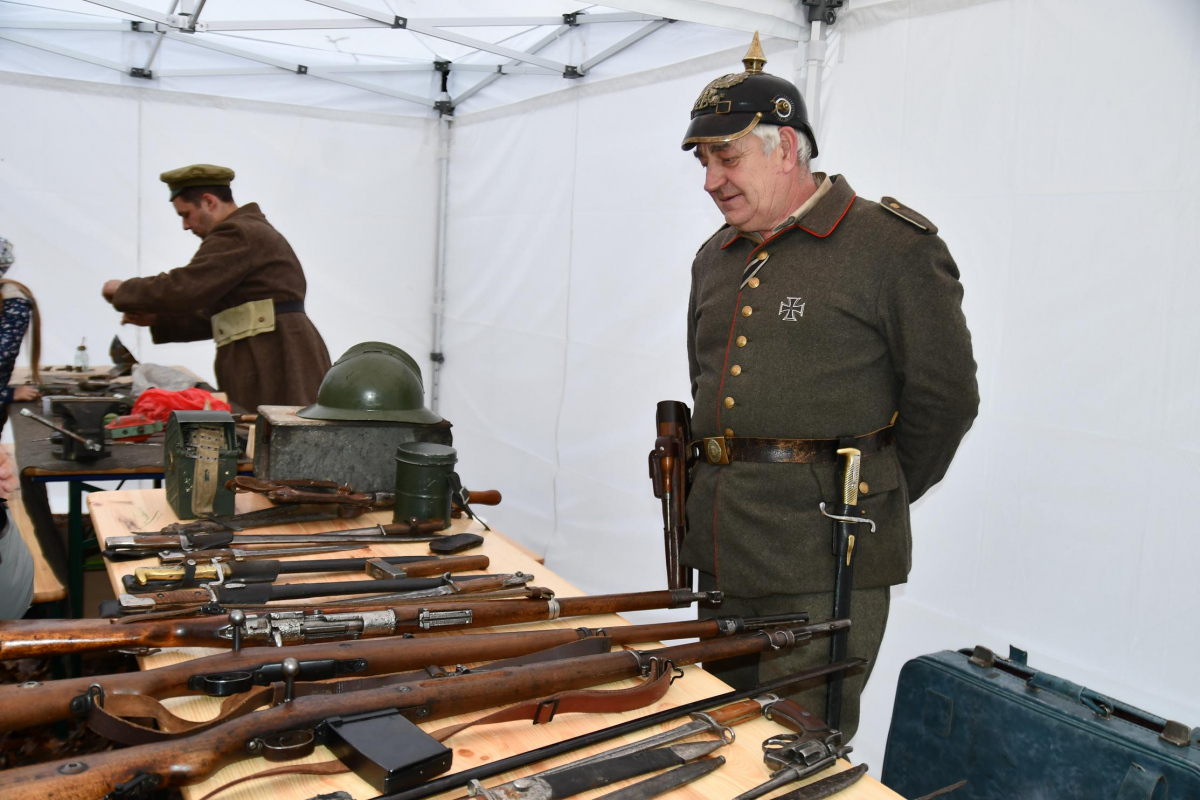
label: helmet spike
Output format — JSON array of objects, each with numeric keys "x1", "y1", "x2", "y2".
[{"x1": 742, "y1": 31, "x2": 767, "y2": 74}]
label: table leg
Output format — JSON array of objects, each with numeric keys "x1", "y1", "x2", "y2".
[{"x1": 68, "y1": 482, "x2": 84, "y2": 619}]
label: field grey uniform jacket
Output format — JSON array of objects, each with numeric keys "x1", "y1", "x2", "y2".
[{"x1": 683, "y1": 174, "x2": 979, "y2": 598}]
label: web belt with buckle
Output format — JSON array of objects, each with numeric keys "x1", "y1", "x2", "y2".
[{"x1": 701, "y1": 425, "x2": 895, "y2": 466}]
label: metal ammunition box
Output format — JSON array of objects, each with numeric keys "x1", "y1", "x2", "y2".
[
  {"x1": 393, "y1": 442, "x2": 457, "y2": 528},
  {"x1": 165, "y1": 410, "x2": 238, "y2": 520},
  {"x1": 253, "y1": 406, "x2": 453, "y2": 495}
]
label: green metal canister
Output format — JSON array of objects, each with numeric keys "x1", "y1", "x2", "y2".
[{"x1": 393, "y1": 442, "x2": 458, "y2": 529}]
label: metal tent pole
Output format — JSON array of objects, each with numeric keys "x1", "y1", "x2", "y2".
[
  {"x1": 429, "y1": 114, "x2": 451, "y2": 414},
  {"x1": 798, "y1": 1, "x2": 842, "y2": 141}
]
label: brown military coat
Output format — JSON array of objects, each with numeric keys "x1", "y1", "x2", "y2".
[
  {"x1": 684, "y1": 174, "x2": 978, "y2": 598},
  {"x1": 113, "y1": 203, "x2": 331, "y2": 411}
]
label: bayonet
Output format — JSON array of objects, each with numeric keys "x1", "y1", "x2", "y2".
[
  {"x1": 118, "y1": 573, "x2": 533, "y2": 613},
  {"x1": 773, "y1": 764, "x2": 868, "y2": 800},
  {"x1": 156, "y1": 544, "x2": 368, "y2": 564},
  {"x1": 104, "y1": 522, "x2": 463, "y2": 561},
  {"x1": 593, "y1": 757, "x2": 725, "y2": 800},
  {"x1": 818, "y1": 446, "x2": 876, "y2": 729},
  {"x1": 131, "y1": 554, "x2": 488, "y2": 588},
  {"x1": 467, "y1": 741, "x2": 726, "y2": 800}
]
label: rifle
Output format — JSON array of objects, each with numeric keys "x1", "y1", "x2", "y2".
[
  {"x1": 127, "y1": 553, "x2": 489, "y2": 591},
  {"x1": 0, "y1": 615, "x2": 808, "y2": 734},
  {"x1": 649, "y1": 401, "x2": 693, "y2": 590},
  {"x1": 0, "y1": 588, "x2": 723, "y2": 659},
  {"x1": 0, "y1": 623, "x2": 842, "y2": 800}
]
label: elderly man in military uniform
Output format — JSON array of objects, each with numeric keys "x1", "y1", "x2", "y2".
[
  {"x1": 102, "y1": 165, "x2": 331, "y2": 410},
  {"x1": 681, "y1": 36, "x2": 979, "y2": 740}
]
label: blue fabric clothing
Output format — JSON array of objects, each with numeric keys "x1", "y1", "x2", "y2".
[{"x1": 0, "y1": 297, "x2": 33, "y2": 415}]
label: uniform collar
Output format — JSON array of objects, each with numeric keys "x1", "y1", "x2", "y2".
[{"x1": 720, "y1": 174, "x2": 857, "y2": 249}]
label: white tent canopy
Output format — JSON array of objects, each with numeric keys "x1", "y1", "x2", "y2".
[{"x1": 1, "y1": 0, "x2": 1197, "y2": 773}]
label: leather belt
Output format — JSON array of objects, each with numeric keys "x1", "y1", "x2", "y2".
[
  {"x1": 274, "y1": 299, "x2": 305, "y2": 315},
  {"x1": 701, "y1": 425, "x2": 894, "y2": 466}
]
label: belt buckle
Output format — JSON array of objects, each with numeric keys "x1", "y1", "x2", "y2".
[{"x1": 703, "y1": 436, "x2": 730, "y2": 465}]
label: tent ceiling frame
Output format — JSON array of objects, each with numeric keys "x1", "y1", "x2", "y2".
[
  {"x1": 0, "y1": 30, "x2": 128, "y2": 72},
  {"x1": 9, "y1": 1, "x2": 685, "y2": 113},
  {"x1": 303, "y1": 0, "x2": 580, "y2": 75}
]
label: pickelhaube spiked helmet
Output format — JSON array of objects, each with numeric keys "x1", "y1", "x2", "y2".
[{"x1": 681, "y1": 32, "x2": 818, "y2": 157}]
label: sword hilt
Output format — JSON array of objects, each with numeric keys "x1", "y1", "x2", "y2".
[{"x1": 836, "y1": 447, "x2": 861, "y2": 506}]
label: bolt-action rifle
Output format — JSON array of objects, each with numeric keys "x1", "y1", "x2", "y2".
[
  {"x1": 0, "y1": 588, "x2": 722, "y2": 659},
  {"x1": 0, "y1": 614, "x2": 808, "y2": 734},
  {"x1": 649, "y1": 401, "x2": 694, "y2": 590},
  {"x1": 0, "y1": 623, "x2": 843, "y2": 800}
]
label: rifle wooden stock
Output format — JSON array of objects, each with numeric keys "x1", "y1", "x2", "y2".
[
  {"x1": 0, "y1": 589, "x2": 719, "y2": 659},
  {"x1": 654, "y1": 401, "x2": 692, "y2": 591},
  {"x1": 0, "y1": 628, "x2": 818, "y2": 800},
  {"x1": 0, "y1": 616, "x2": 804, "y2": 733}
]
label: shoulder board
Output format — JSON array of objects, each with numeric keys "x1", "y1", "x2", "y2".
[
  {"x1": 696, "y1": 223, "x2": 732, "y2": 254},
  {"x1": 880, "y1": 197, "x2": 938, "y2": 235}
]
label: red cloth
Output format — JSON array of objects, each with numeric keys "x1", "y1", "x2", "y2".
[{"x1": 131, "y1": 388, "x2": 231, "y2": 423}]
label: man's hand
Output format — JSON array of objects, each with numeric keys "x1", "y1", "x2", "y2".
[
  {"x1": 0, "y1": 447, "x2": 17, "y2": 499},
  {"x1": 12, "y1": 386, "x2": 39, "y2": 403},
  {"x1": 102, "y1": 279, "x2": 123, "y2": 303},
  {"x1": 121, "y1": 312, "x2": 157, "y2": 327}
]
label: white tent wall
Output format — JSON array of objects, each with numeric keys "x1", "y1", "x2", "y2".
[
  {"x1": 441, "y1": 0, "x2": 1200, "y2": 770},
  {"x1": 0, "y1": 71, "x2": 439, "y2": 381}
]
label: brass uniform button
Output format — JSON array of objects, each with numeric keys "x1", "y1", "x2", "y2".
[
  {"x1": 757, "y1": 251, "x2": 769, "y2": 260},
  {"x1": 730, "y1": 365, "x2": 742, "y2": 376},
  {"x1": 736, "y1": 336, "x2": 747, "y2": 347},
  {"x1": 859, "y1": 481, "x2": 870, "y2": 494},
  {"x1": 724, "y1": 397, "x2": 735, "y2": 409},
  {"x1": 724, "y1": 428, "x2": 734, "y2": 437},
  {"x1": 747, "y1": 277, "x2": 760, "y2": 288},
  {"x1": 258, "y1": 317, "x2": 266, "y2": 323},
  {"x1": 889, "y1": 202, "x2": 901, "y2": 209},
  {"x1": 741, "y1": 306, "x2": 753, "y2": 317}
]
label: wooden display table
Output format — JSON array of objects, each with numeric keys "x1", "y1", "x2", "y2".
[
  {"x1": 8, "y1": 365, "x2": 248, "y2": 617},
  {"x1": 88, "y1": 490, "x2": 903, "y2": 800}
]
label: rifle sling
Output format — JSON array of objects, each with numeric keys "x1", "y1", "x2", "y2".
[
  {"x1": 86, "y1": 686, "x2": 276, "y2": 744},
  {"x1": 427, "y1": 659, "x2": 676, "y2": 741}
]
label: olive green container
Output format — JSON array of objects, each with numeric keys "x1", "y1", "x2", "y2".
[{"x1": 393, "y1": 442, "x2": 457, "y2": 529}]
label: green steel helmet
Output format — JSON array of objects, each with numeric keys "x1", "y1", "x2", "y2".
[
  {"x1": 681, "y1": 32, "x2": 818, "y2": 158},
  {"x1": 298, "y1": 342, "x2": 441, "y2": 424}
]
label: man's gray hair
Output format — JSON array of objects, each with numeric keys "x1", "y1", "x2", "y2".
[{"x1": 755, "y1": 124, "x2": 812, "y2": 170}]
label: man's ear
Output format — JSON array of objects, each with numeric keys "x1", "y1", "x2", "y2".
[{"x1": 778, "y1": 127, "x2": 802, "y2": 174}]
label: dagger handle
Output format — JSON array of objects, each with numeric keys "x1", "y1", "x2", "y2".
[
  {"x1": 835, "y1": 448, "x2": 861, "y2": 506},
  {"x1": 708, "y1": 698, "x2": 770, "y2": 726}
]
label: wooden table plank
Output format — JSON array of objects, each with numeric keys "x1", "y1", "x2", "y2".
[{"x1": 88, "y1": 490, "x2": 904, "y2": 800}]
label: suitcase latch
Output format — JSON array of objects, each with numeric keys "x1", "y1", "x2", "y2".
[{"x1": 967, "y1": 645, "x2": 994, "y2": 669}]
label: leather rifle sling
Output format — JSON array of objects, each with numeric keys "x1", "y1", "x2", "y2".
[
  {"x1": 86, "y1": 686, "x2": 276, "y2": 744},
  {"x1": 427, "y1": 659, "x2": 677, "y2": 741}
]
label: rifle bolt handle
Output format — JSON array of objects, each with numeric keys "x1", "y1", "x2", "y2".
[{"x1": 282, "y1": 657, "x2": 300, "y2": 702}]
